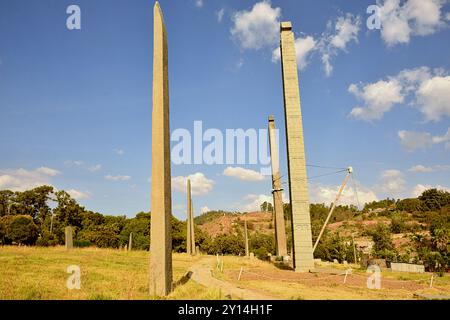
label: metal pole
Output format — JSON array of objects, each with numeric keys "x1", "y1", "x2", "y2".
[{"x1": 313, "y1": 167, "x2": 352, "y2": 253}]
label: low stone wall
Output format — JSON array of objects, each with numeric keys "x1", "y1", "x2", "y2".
[{"x1": 390, "y1": 262, "x2": 425, "y2": 273}]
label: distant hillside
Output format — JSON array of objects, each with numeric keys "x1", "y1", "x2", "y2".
[{"x1": 196, "y1": 211, "x2": 274, "y2": 238}]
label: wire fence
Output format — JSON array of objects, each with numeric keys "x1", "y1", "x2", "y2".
[{"x1": 231, "y1": 268, "x2": 450, "y2": 291}]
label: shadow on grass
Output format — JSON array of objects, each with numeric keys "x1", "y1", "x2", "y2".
[
  {"x1": 273, "y1": 262, "x2": 294, "y2": 271},
  {"x1": 173, "y1": 271, "x2": 193, "y2": 290}
]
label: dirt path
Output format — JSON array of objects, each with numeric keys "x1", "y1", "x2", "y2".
[{"x1": 188, "y1": 257, "x2": 278, "y2": 300}]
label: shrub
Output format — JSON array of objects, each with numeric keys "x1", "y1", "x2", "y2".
[
  {"x1": 36, "y1": 230, "x2": 59, "y2": 247},
  {"x1": 390, "y1": 214, "x2": 407, "y2": 234},
  {"x1": 74, "y1": 240, "x2": 91, "y2": 248},
  {"x1": 0, "y1": 215, "x2": 39, "y2": 245}
]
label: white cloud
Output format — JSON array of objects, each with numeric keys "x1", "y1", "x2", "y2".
[
  {"x1": 195, "y1": 0, "x2": 203, "y2": 8},
  {"x1": 309, "y1": 183, "x2": 378, "y2": 207},
  {"x1": 234, "y1": 192, "x2": 289, "y2": 212},
  {"x1": 398, "y1": 127, "x2": 450, "y2": 151},
  {"x1": 349, "y1": 67, "x2": 450, "y2": 121},
  {"x1": 446, "y1": 12, "x2": 450, "y2": 21},
  {"x1": 231, "y1": 1, "x2": 281, "y2": 50},
  {"x1": 36, "y1": 167, "x2": 61, "y2": 177},
  {"x1": 64, "y1": 160, "x2": 84, "y2": 167},
  {"x1": 201, "y1": 206, "x2": 210, "y2": 214},
  {"x1": 379, "y1": 169, "x2": 406, "y2": 196},
  {"x1": 88, "y1": 164, "x2": 102, "y2": 172},
  {"x1": 318, "y1": 13, "x2": 361, "y2": 76},
  {"x1": 0, "y1": 167, "x2": 60, "y2": 191},
  {"x1": 236, "y1": 194, "x2": 273, "y2": 212},
  {"x1": 411, "y1": 184, "x2": 450, "y2": 197},
  {"x1": 348, "y1": 79, "x2": 404, "y2": 120},
  {"x1": 330, "y1": 14, "x2": 361, "y2": 50},
  {"x1": 114, "y1": 149, "x2": 124, "y2": 155},
  {"x1": 416, "y1": 76, "x2": 450, "y2": 121},
  {"x1": 67, "y1": 189, "x2": 90, "y2": 200},
  {"x1": 223, "y1": 166, "x2": 265, "y2": 181},
  {"x1": 105, "y1": 174, "x2": 131, "y2": 181},
  {"x1": 408, "y1": 165, "x2": 434, "y2": 173},
  {"x1": 407, "y1": 164, "x2": 450, "y2": 173},
  {"x1": 398, "y1": 130, "x2": 433, "y2": 151},
  {"x1": 216, "y1": 8, "x2": 225, "y2": 23},
  {"x1": 379, "y1": 0, "x2": 446, "y2": 46},
  {"x1": 272, "y1": 36, "x2": 317, "y2": 70},
  {"x1": 172, "y1": 172, "x2": 214, "y2": 196}
]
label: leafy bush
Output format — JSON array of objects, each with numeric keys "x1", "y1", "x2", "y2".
[
  {"x1": 249, "y1": 232, "x2": 275, "y2": 259},
  {"x1": 74, "y1": 240, "x2": 92, "y2": 248},
  {"x1": 419, "y1": 189, "x2": 450, "y2": 211},
  {"x1": 367, "y1": 223, "x2": 398, "y2": 260},
  {"x1": 36, "y1": 230, "x2": 59, "y2": 247},
  {"x1": 78, "y1": 225, "x2": 120, "y2": 248},
  {"x1": 0, "y1": 215, "x2": 39, "y2": 245},
  {"x1": 390, "y1": 214, "x2": 407, "y2": 233}
]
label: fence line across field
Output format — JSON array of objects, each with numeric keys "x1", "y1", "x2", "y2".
[{"x1": 234, "y1": 268, "x2": 447, "y2": 289}]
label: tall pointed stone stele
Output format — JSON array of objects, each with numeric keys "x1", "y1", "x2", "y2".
[
  {"x1": 279, "y1": 21, "x2": 314, "y2": 272},
  {"x1": 150, "y1": 1, "x2": 173, "y2": 296},
  {"x1": 244, "y1": 220, "x2": 249, "y2": 257},
  {"x1": 186, "y1": 179, "x2": 196, "y2": 255},
  {"x1": 190, "y1": 202, "x2": 196, "y2": 254},
  {"x1": 65, "y1": 226, "x2": 73, "y2": 250},
  {"x1": 128, "y1": 232, "x2": 133, "y2": 251},
  {"x1": 268, "y1": 116, "x2": 288, "y2": 257}
]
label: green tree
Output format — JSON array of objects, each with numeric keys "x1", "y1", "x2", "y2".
[
  {"x1": 0, "y1": 215, "x2": 39, "y2": 245},
  {"x1": 0, "y1": 190, "x2": 15, "y2": 216},
  {"x1": 397, "y1": 198, "x2": 422, "y2": 212},
  {"x1": 11, "y1": 186, "x2": 54, "y2": 224},
  {"x1": 119, "y1": 213, "x2": 150, "y2": 250},
  {"x1": 53, "y1": 190, "x2": 84, "y2": 228},
  {"x1": 369, "y1": 223, "x2": 397, "y2": 260},
  {"x1": 78, "y1": 225, "x2": 120, "y2": 248},
  {"x1": 419, "y1": 189, "x2": 450, "y2": 211}
]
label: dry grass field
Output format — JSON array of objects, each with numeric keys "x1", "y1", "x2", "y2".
[
  {"x1": 1, "y1": 246, "x2": 449, "y2": 300},
  {"x1": 0, "y1": 246, "x2": 222, "y2": 300}
]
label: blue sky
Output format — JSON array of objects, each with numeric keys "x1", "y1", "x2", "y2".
[{"x1": 0, "y1": 0, "x2": 449, "y2": 219}]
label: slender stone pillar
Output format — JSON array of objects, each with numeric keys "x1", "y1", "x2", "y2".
[
  {"x1": 190, "y1": 202, "x2": 196, "y2": 254},
  {"x1": 150, "y1": 1, "x2": 173, "y2": 296},
  {"x1": 186, "y1": 179, "x2": 195, "y2": 255},
  {"x1": 268, "y1": 116, "x2": 288, "y2": 257},
  {"x1": 65, "y1": 226, "x2": 73, "y2": 250},
  {"x1": 244, "y1": 220, "x2": 249, "y2": 257},
  {"x1": 186, "y1": 179, "x2": 192, "y2": 255},
  {"x1": 128, "y1": 232, "x2": 133, "y2": 251},
  {"x1": 279, "y1": 21, "x2": 314, "y2": 272}
]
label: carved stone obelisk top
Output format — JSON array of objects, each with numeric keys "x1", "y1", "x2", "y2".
[
  {"x1": 150, "y1": 1, "x2": 173, "y2": 296},
  {"x1": 279, "y1": 21, "x2": 314, "y2": 271},
  {"x1": 268, "y1": 116, "x2": 287, "y2": 257}
]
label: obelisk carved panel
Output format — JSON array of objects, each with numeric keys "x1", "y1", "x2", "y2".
[
  {"x1": 150, "y1": 1, "x2": 173, "y2": 296},
  {"x1": 279, "y1": 21, "x2": 314, "y2": 272},
  {"x1": 268, "y1": 116, "x2": 287, "y2": 257}
]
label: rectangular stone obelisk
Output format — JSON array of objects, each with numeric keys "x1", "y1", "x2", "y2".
[
  {"x1": 244, "y1": 220, "x2": 249, "y2": 257},
  {"x1": 279, "y1": 21, "x2": 314, "y2": 272},
  {"x1": 190, "y1": 202, "x2": 196, "y2": 254},
  {"x1": 150, "y1": 1, "x2": 172, "y2": 296},
  {"x1": 128, "y1": 232, "x2": 133, "y2": 251},
  {"x1": 65, "y1": 226, "x2": 73, "y2": 250},
  {"x1": 186, "y1": 179, "x2": 195, "y2": 255},
  {"x1": 268, "y1": 116, "x2": 288, "y2": 257}
]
